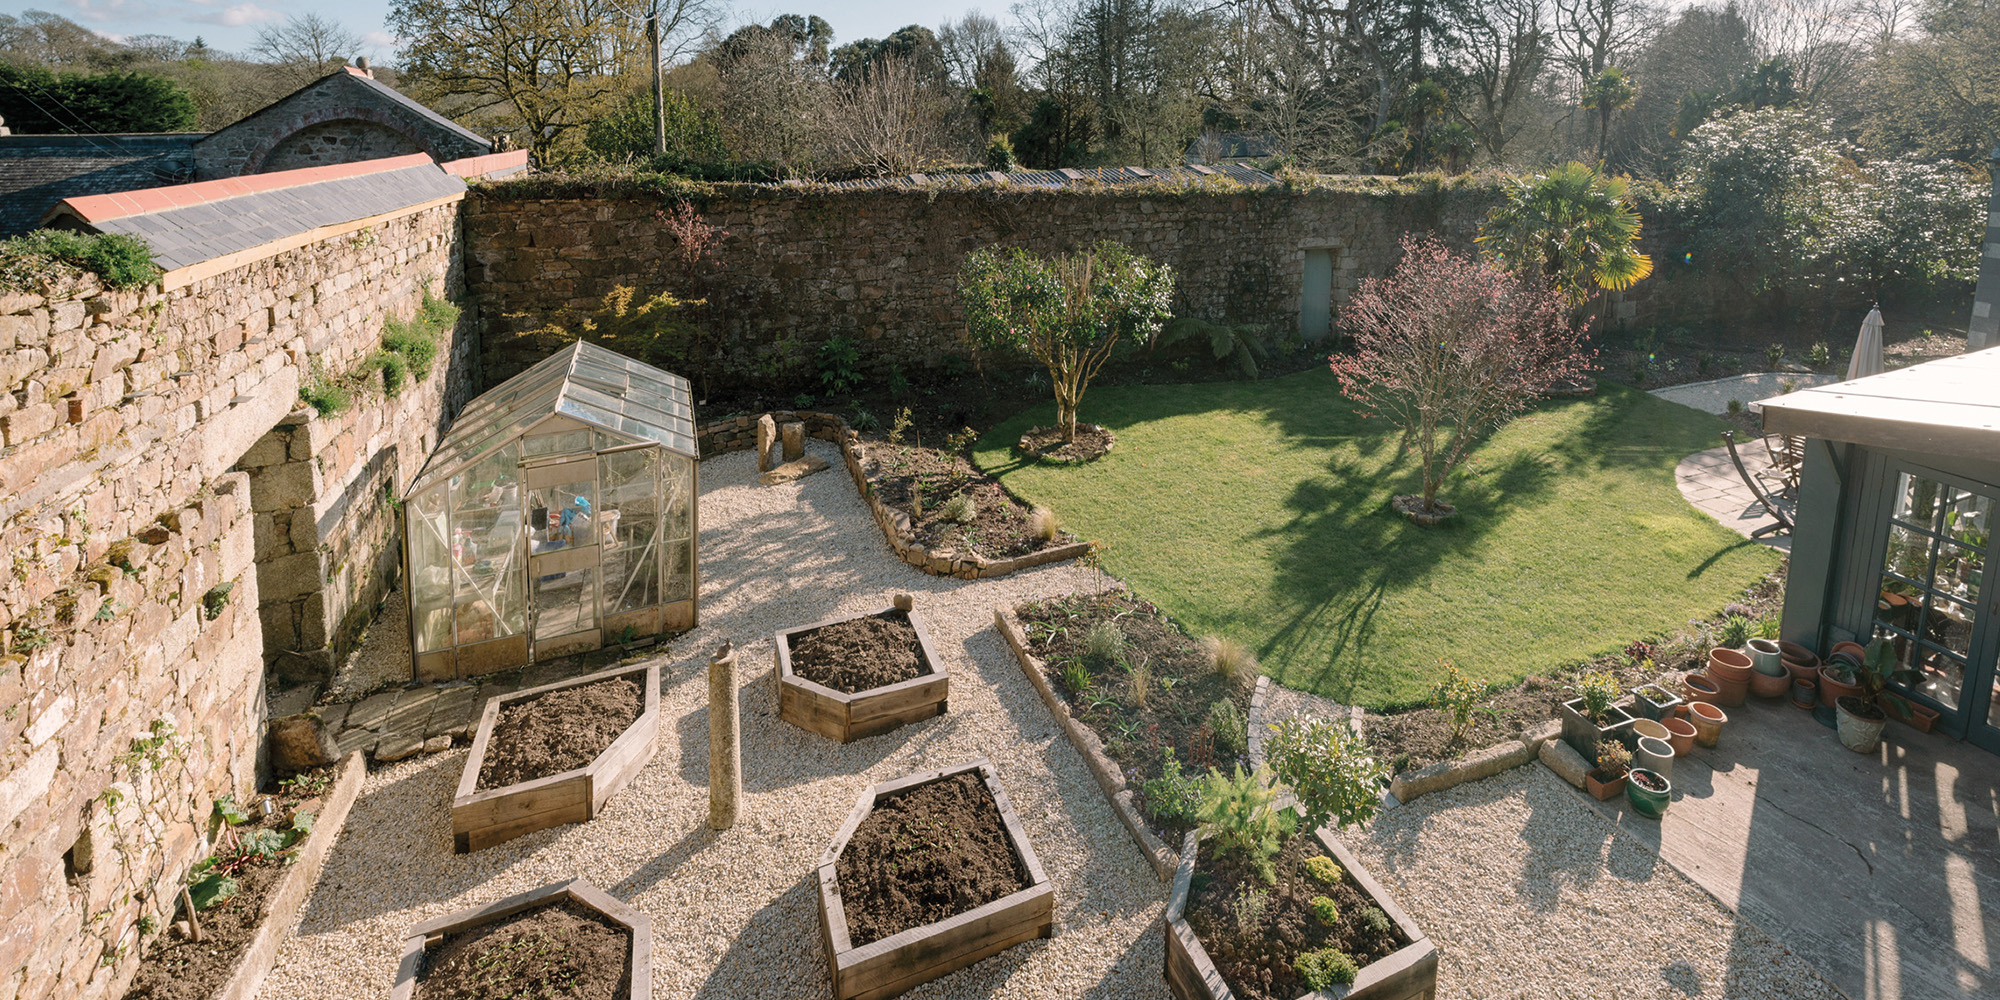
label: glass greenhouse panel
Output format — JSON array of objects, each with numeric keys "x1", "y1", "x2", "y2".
[{"x1": 403, "y1": 342, "x2": 697, "y2": 679}]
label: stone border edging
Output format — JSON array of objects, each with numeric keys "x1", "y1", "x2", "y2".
[
  {"x1": 1378, "y1": 718, "x2": 1561, "y2": 805},
  {"x1": 697, "y1": 411, "x2": 1090, "y2": 580},
  {"x1": 992, "y1": 606, "x2": 1177, "y2": 880},
  {"x1": 212, "y1": 749, "x2": 367, "y2": 1000}
]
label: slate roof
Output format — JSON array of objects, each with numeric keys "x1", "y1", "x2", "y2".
[
  {"x1": 48, "y1": 153, "x2": 467, "y2": 272},
  {"x1": 191, "y1": 66, "x2": 491, "y2": 157},
  {"x1": 0, "y1": 133, "x2": 200, "y2": 237},
  {"x1": 815, "y1": 163, "x2": 1277, "y2": 191}
]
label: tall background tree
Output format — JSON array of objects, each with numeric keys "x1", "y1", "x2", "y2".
[{"x1": 253, "y1": 13, "x2": 364, "y2": 89}]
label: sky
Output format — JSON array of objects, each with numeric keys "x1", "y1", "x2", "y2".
[{"x1": 20, "y1": 0, "x2": 991, "y2": 61}]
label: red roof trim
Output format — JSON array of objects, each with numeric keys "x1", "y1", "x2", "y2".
[
  {"x1": 442, "y1": 149, "x2": 530, "y2": 178},
  {"x1": 56, "y1": 152, "x2": 440, "y2": 223}
]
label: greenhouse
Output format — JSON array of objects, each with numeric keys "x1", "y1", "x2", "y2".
[{"x1": 401, "y1": 342, "x2": 698, "y2": 680}]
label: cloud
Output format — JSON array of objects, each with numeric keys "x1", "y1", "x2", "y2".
[
  {"x1": 187, "y1": 2, "x2": 286, "y2": 26},
  {"x1": 363, "y1": 30, "x2": 400, "y2": 51}
]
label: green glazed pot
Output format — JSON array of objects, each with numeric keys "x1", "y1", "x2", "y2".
[{"x1": 1626, "y1": 767, "x2": 1672, "y2": 819}]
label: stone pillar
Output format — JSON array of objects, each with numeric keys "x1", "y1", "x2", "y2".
[
  {"x1": 781, "y1": 421, "x2": 805, "y2": 461},
  {"x1": 1967, "y1": 145, "x2": 2000, "y2": 351},
  {"x1": 893, "y1": 592, "x2": 914, "y2": 612},
  {"x1": 756, "y1": 415, "x2": 778, "y2": 472},
  {"x1": 708, "y1": 642, "x2": 741, "y2": 830}
]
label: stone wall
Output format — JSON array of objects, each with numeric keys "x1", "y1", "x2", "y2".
[
  {"x1": 193, "y1": 69, "x2": 489, "y2": 179},
  {"x1": 464, "y1": 181, "x2": 1495, "y2": 384},
  {"x1": 0, "y1": 197, "x2": 472, "y2": 1000},
  {"x1": 261, "y1": 119, "x2": 427, "y2": 173}
]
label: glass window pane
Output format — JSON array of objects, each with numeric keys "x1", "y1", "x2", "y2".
[
  {"x1": 409, "y1": 488, "x2": 454, "y2": 652},
  {"x1": 1874, "y1": 472, "x2": 1995, "y2": 713},
  {"x1": 605, "y1": 542, "x2": 660, "y2": 612},
  {"x1": 600, "y1": 447, "x2": 660, "y2": 551},
  {"x1": 449, "y1": 443, "x2": 524, "y2": 641}
]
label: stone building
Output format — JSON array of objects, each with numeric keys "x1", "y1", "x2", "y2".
[
  {"x1": 0, "y1": 63, "x2": 489, "y2": 238},
  {"x1": 191, "y1": 64, "x2": 492, "y2": 180}
]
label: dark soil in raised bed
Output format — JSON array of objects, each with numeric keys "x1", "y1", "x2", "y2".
[
  {"x1": 1364, "y1": 567, "x2": 1787, "y2": 775},
  {"x1": 121, "y1": 769, "x2": 338, "y2": 1000},
  {"x1": 1186, "y1": 834, "x2": 1406, "y2": 1000},
  {"x1": 477, "y1": 677, "x2": 642, "y2": 789},
  {"x1": 1019, "y1": 423, "x2": 1114, "y2": 464},
  {"x1": 837, "y1": 772, "x2": 1027, "y2": 946},
  {"x1": 417, "y1": 900, "x2": 631, "y2": 1000},
  {"x1": 860, "y1": 440, "x2": 1063, "y2": 559},
  {"x1": 790, "y1": 611, "x2": 927, "y2": 693},
  {"x1": 1015, "y1": 593, "x2": 1252, "y2": 840}
]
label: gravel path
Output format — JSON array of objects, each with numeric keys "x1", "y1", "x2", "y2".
[
  {"x1": 258, "y1": 440, "x2": 1172, "y2": 1000},
  {"x1": 1348, "y1": 764, "x2": 1847, "y2": 1000}
]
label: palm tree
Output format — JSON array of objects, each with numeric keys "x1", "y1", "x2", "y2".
[
  {"x1": 1579, "y1": 66, "x2": 1636, "y2": 163},
  {"x1": 1476, "y1": 161, "x2": 1654, "y2": 313}
]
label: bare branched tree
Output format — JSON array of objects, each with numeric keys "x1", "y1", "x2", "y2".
[
  {"x1": 1457, "y1": 0, "x2": 1551, "y2": 163},
  {"x1": 830, "y1": 57, "x2": 961, "y2": 174},
  {"x1": 255, "y1": 13, "x2": 365, "y2": 88}
]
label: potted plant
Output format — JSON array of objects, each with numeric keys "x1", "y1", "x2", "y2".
[
  {"x1": 1626, "y1": 767, "x2": 1672, "y2": 819},
  {"x1": 1585, "y1": 740, "x2": 1631, "y2": 801},
  {"x1": 1630, "y1": 682, "x2": 1682, "y2": 722},
  {"x1": 1838, "y1": 636, "x2": 1922, "y2": 753},
  {"x1": 1560, "y1": 670, "x2": 1634, "y2": 758}
]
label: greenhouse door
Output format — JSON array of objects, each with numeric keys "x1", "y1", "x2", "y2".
[{"x1": 523, "y1": 455, "x2": 602, "y2": 660}]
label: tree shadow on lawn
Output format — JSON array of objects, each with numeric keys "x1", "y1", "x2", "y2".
[{"x1": 1253, "y1": 447, "x2": 1560, "y2": 705}]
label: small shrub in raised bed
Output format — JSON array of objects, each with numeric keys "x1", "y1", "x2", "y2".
[
  {"x1": 1014, "y1": 593, "x2": 1253, "y2": 841},
  {"x1": 454, "y1": 663, "x2": 660, "y2": 852},
  {"x1": 860, "y1": 434, "x2": 1072, "y2": 560},
  {"x1": 122, "y1": 755, "x2": 365, "y2": 1000},
  {"x1": 776, "y1": 598, "x2": 949, "y2": 743},
  {"x1": 1166, "y1": 736, "x2": 1435, "y2": 1000},
  {"x1": 390, "y1": 879, "x2": 649, "y2": 1000},
  {"x1": 818, "y1": 759, "x2": 1053, "y2": 1000}
]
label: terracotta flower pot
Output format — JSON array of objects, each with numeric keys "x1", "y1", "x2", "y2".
[
  {"x1": 1663, "y1": 717, "x2": 1697, "y2": 756},
  {"x1": 1830, "y1": 641, "x2": 1866, "y2": 661},
  {"x1": 1749, "y1": 668, "x2": 1791, "y2": 699},
  {"x1": 1747, "y1": 638, "x2": 1786, "y2": 676},
  {"x1": 1777, "y1": 640, "x2": 1820, "y2": 668},
  {"x1": 1709, "y1": 670, "x2": 1750, "y2": 707},
  {"x1": 1586, "y1": 768, "x2": 1629, "y2": 801},
  {"x1": 1818, "y1": 665, "x2": 1862, "y2": 708},
  {"x1": 1709, "y1": 648, "x2": 1755, "y2": 680},
  {"x1": 1784, "y1": 659, "x2": 1820, "y2": 684},
  {"x1": 1790, "y1": 677, "x2": 1818, "y2": 709},
  {"x1": 1688, "y1": 701, "x2": 1727, "y2": 747},
  {"x1": 1683, "y1": 673, "x2": 1721, "y2": 705}
]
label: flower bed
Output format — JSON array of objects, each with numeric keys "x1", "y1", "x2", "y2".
[
  {"x1": 817, "y1": 759, "x2": 1054, "y2": 1000},
  {"x1": 389, "y1": 878, "x2": 649, "y2": 1000},
  {"x1": 452, "y1": 662, "x2": 660, "y2": 852},
  {"x1": 1165, "y1": 826, "x2": 1436, "y2": 1000},
  {"x1": 1011, "y1": 594, "x2": 1255, "y2": 845},
  {"x1": 858, "y1": 437, "x2": 1073, "y2": 560},
  {"x1": 776, "y1": 599, "x2": 949, "y2": 743},
  {"x1": 121, "y1": 751, "x2": 366, "y2": 1000}
]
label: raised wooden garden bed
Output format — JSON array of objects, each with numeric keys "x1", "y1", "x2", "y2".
[
  {"x1": 817, "y1": 759, "x2": 1054, "y2": 1000},
  {"x1": 452, "y1": 662, "x2": 660, "y2": 852},
  {"x1": 776, "y1": 600, "x2": 948, "y2": 743},
  {"x1": 122, "y1": 751, "x2": 367, "y2": 1000},
  {"x1": 1165, "y1": 827, "x2": 1437, "y2": 1000},
  {"x1": 389, "y1": 878, "x2": 650, "y2": 1000}
]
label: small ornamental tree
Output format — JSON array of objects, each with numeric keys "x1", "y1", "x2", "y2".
[
  {"x1": 1329, "y1": 236, "x2": 1591, "y2": 520},
  {"x1": 1263, "y1": 715, "x2": 1388, "y2": 834},
  {"x1": 960, "y1": 240, "x2": 1175, "y2": 443}
]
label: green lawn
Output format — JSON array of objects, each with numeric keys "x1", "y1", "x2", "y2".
[{"x1": 973, "y1": 368, "x2": 1780, "y2": 709}]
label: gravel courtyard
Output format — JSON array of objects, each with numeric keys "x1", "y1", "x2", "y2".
[{"x1": 258, "y1": 438, "x2": 1848, "y2": 1000}]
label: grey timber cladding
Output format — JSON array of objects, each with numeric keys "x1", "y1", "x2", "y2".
[{"x1": 89, "y1": 163, "x2": 467, "y2": 270}]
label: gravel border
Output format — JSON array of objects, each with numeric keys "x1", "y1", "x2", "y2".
[
  {"x1": 1345, "y1": 765, "x2": 1848, "y2": 1000},
  {"x1": 257, "y1": 440, "x2": 1173, "y2": 1000}
]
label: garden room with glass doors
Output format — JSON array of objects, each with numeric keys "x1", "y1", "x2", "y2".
[{"x1": 401, "y1": 342, "x2": 698, "y2": 681}]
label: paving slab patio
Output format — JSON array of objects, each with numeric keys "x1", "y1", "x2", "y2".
[
  {"x1": 1577, "y1": 695, "x2": 2000, "y2": 1000},
  {"x1": 1676, "y1": 444, "x2": 1793, "y2": 550}
]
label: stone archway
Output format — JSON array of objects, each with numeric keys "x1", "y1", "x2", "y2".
[{"x1": 243, "y1": 106, "x2": 440, "y2": 174}]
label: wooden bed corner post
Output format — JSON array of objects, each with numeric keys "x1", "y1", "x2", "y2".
[{"x1": 710, "y1": 641, "x2": 742, "y2": 830}]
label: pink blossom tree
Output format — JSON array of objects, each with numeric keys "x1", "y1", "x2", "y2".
[{"x1": 1329, "y1": 235, "x2": 1592, "y2": 522}]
